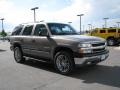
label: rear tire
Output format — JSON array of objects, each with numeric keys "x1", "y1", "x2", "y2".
[
  {"x1": 54, "y1": 51, "x2": 75, "y2": 75},
  {"x1": 14, "y1": 47, "x2": 25, "y2": 63}
]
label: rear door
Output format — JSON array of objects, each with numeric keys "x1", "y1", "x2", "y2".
[{"x1": 20, "y1": 25, "x2": 34, "y2": 55}]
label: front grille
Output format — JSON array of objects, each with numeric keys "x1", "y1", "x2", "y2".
[
  {"x1": 93, "y1": 47, "x2": 105, "y2": 53},
  {"x1": 91, "y1": 42, "x2": 106, "y2": 53},
  {"x1": 92, "y1": 42, "x2": 105, "y2": 47}
]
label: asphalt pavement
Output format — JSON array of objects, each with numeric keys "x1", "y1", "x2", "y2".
[{"x1": 0, "y1": 41, "x2": 120, "y2": 90}]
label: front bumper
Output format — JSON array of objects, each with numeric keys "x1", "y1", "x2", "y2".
[{"x1": 74, "y1": 50, "x2": 109, "y2": 65}]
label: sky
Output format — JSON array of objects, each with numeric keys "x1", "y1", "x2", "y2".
[{"x1": 0, "y1": 0, "x2": 120, "y2": 32}]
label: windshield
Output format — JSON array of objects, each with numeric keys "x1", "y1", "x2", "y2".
[{"x1": 47, "y1": 23, "x2": 78, "y2": 35}]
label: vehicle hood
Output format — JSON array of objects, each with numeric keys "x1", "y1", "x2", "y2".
[{"x1": 52, "y1": 35, "x2": 105, "y2": 43}]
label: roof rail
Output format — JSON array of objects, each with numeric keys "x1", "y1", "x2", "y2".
[
  {"x1": 20, "y1": 21, "x2": 45, "y2": 24},
  {"x1": 20, "y1": 22, "x2": 35, "y2": 24}
]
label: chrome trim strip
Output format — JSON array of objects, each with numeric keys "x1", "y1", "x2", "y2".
[
  {"x1": 74, "y1": 53, "x2": 109, "y2": 64},
  {"x1": 81, "y1": 45, "x2": 105, "y2": 50}
]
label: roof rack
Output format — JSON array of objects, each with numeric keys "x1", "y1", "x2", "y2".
[{"x1": 20, "y1": 21, "x2": 45, "y2": 25}]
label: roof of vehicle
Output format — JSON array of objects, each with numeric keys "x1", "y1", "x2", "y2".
[
  {"x1": 94, "y1": 27, "x2": 120, "y2": 30},
  {"x1": 19, "y1": 22, "x2": 68, "y2": 26}
]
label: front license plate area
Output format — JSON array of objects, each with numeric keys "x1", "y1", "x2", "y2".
[{"x1": 101, "y1": 54, "x2": 106, "y2": 60}]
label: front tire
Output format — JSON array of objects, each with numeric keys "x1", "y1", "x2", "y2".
[
  {"x1": 54, "y1": 51, "x2": 74, "y2": 75},
  {"x1": 107, "y1": 38, "x2": 115, "y2": 46},
  {"x1": 14, "y1": 47, "x2": 25, "y2": 63}
]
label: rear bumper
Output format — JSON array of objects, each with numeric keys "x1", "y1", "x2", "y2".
[{"x1": 74, "y1": 50, "x2": 109, "y2": 65}]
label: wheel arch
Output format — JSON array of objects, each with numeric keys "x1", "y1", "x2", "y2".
[
  {"x1": 53, "y1": 46, "x2": 74, "y2": 59},
  {"x1": 13, "y1": 42, "x2": 22, "y2": 50},
  {"x1": 107, "y1": 36, "x2": 115, "y2": 40},
  {"x1": 107, "y1": 36, "x2": 116, "y2": 46}
]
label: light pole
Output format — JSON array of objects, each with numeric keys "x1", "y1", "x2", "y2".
[
  {"x1": 103, "y1": 17, "x2": 109, "y2": 28},
  {"x1": 0, "y1": 18, "x2": 4, "y2": 32},
  {"x1": 116, "y1": 22, "x2": 120, "y2": 28},
  {"x1": 88, "y1": 24, "x2": 92, "y2": 33},
  {"x1": 77, "y1": 14, "x2": 84, "y2": 34},
  {"x1": 31, "y1": 7, "x2": 39, "y2": 22}
]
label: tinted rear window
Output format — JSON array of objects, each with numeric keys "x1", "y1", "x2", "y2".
[
  {"x1": 22, "y1": 25, "x2": 33, "y2": 35},
  {"x1": 108, "y1": 29, "x2": 116, "y2": 33},
  {"x1": 118, "y1": 29, "x2": 120, "y2": 33},
  {"x1": 100, "y1": 30, "x2": 106, "y2": 33},
  {"x1": 12, "y1": 25, "x2": 23, "y2": 35}
]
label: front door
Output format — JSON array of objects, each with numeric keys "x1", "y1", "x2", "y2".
[{"x1": 30, "y1": 24, "x2": 52, "y2": 59}]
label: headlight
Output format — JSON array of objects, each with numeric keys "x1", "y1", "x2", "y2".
[{"x1": 78, "y1": 43, "x2": 92, "y2": 48}]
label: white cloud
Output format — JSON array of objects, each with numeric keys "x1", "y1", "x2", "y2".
[
  {"x1": 1, "y1": 0, "x2": 120, "y2": 32},
  {"x1": 37, "y1": 0, "x2": 92, "y2": 22},
  {"x1": 111, "y1": 5, "x2": 120, "y2": 13},
  {"x1": 0, "y1": 0, "x2": 33, "y2": 26},
  {"x1": 0, "y1": 0, "x2": 92, "y2": 31},
  {"x1": 36, "y1": 0, "x2": 92, "y2": 31},
  {"x1": 0, "y1": 0, "x2": 13, "y2": 11}
]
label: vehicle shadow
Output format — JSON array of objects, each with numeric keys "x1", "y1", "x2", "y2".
[
  {"x1": 23, "y1": 59, "x2": 56, "y2": 72},
  {"x1": 108, "y1": 44, "x2": 120, "y2": 47},
  {"x1": 0, "y1": 49, "x2": 6, "y2": 52},
  {"x1": 23, "y1": 59, "x2": 120, "y2": 88},
  {"x1": 70, "y1": 65, "x2": 120, "y2": 88}
]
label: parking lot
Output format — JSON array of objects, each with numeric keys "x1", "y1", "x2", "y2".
[{"x1": 0, "y1": 41, "x2": 120, "y2": 90}]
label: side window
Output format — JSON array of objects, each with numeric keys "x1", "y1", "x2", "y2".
[
  {"x1": 22, "y1": 25, "x2": 33, "y2": 35},
  {"x1": 108, "y1": 29, "x2": 116, "y2": 33},
  {"x1": 34, "y1": 24, "x2": 47, "y2": 36},
  {"x1": 100, "y1": 30, "x2": 106, "y2": 33},
  {"x1": 118, "y1": 29, "x2": 120, "y2": 33},
  {"x1": 12, "y1": 25, "x2": 23, "y2": 35}
]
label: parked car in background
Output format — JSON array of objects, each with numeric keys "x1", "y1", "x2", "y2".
[{"x1": 89, "y1": 28, "x2": 120, "y2": 46}]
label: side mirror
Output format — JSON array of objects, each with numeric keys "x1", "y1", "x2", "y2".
[{"x1": 38, "y1": 30, "x2": 50, "y2": 37}]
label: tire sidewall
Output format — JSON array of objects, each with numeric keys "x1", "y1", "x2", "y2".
[
  {"x1": 54, "y1": 51, "x2": 74, "y2": 75},
  {"x1": 14, "y1": 47, "x2": 24, "y2": 63},
  {"x1": 107, "y1": 38, "x2": 115, "y2": 46}
]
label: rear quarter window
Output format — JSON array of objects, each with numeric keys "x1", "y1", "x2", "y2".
[
  {"x1": 108, "y1": 29, "x2": 116, "y2": 33},
  {"x1": 22, "y1": 25, "x2": 33, "y2": 35},
  {"x1": 12, "y1": 25, "x2": 23, "y2": 35},
  {"x1": 100, "y1": 30, "x2": 106, "y2": 33},
  {"x1": 118, "y1": 29, "x2": 120, "y2": 33}
]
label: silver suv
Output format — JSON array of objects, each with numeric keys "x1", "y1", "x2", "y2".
[{"x1": 10, "y1": 22, "x2": 109, "y2": 74}]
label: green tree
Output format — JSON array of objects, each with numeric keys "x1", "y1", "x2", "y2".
[{"x1": 0, "y1": 30, "x2": 7, "y2": 37}]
